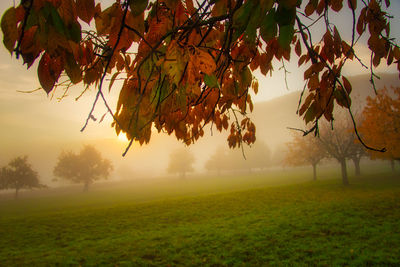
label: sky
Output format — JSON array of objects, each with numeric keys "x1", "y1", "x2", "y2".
[{"x1": 0, "y1": 0, "x2": 399, "y2": 185}]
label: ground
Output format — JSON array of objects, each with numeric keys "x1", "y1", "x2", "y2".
[{"x1": 0, "y1": 164, "x2": 399, "y2": 266}]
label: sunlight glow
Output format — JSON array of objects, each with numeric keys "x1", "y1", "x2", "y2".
[{"x1": 117, "y1": 132, "x2": 129, "y2": 142}]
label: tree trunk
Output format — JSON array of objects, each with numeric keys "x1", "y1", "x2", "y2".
[
  {"x1": 340, "y1": 159, "x2": 349, "y2": 186},
  {"x1": 352, "y1": 157, "x2": 361, "y2": 176},
  {"x1": 83, "y1": 181, "x2": 90, "y2": 192},
  {"x1": 312, "y1": 163, "x2": 317, "y2": 181},
  {"x1": 15, "y1": 188, "x2": 19, "y2": 199}
]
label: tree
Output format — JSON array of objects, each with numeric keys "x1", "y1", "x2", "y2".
[
  {"x1": 360, "y1": 86, "x2": 400, "y2": 171},
  {"x1": 0, "y1": 156, "x2": 43, "y2": 199},
  {"x1": 53, "y1": 145, "x2": 113, "y2": 191},
  {"x1": 1, "y1": 1, "x2": 399, "y2": 152},
  {"x1": 284, "y1": 133, "x2": 326, "y2": 181},
  {"x1": 205, "y1": 146, "x2": 228, "y2": 175},
  {"x1": 319, "y1": 117, "x2": 366, "y2": 185},
  {"x1": 167, "y1": 148, "x2": 195, "y2": 178}
]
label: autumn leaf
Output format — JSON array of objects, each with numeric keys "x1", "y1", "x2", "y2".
[
  {"x1": 1, "y1": 7, "x2": 18, "y2": 53},
  {"x1": 76, "y1": 0, "x2": 96, "y2": 25},
  {"x1": 38, "y1": 53, "x2": 63, "y2": 94},
  {"x1": 64, "y1": 53, "x2": 82, "y2": 84}
]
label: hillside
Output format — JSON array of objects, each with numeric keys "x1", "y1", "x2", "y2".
[{"x1": 252, "y1": 72, "x2": 400, "y2": 151}]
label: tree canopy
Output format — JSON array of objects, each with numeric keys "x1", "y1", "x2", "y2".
[
  {"x1": 1, "y1": 0, "x2": 399, "y2": 153},
  {"x1": 53, "y1": 145, "x2": 113, "y2": 191},
  {"x1": 360, "y1": 86, "x2": 400, "y2": 162},
  {"x1": 167, "y1": 148, "x2": 195, "y2": 178},
  {"x1": 284, "y1": 132, "x2": 326, "y2": 180},
  {"x1": 0, "y1": 156, "x2": 43, "y2": 198}
]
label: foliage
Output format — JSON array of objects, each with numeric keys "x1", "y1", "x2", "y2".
[
  {"x1": 1, "y1": 0, "x2": 399, "y2": 151},
  {"x1": 1, "y1": 170, "x2": 400, "y2": 265},
  {"x1": 0, "y1": 156, "x2": 43, "y2": 198},
  {"x1": 53, "y1": 145, "x2": 113, "y2": 191},
  {"x1": 284, "y1": 132, "x2": 326, "y2": 180},
  {"x1": 284, "y1": 133, "x2": 326, "y2": 167},
  {"x1": 167, "y1": 148, "x2": 195, "y2": 177},
  {"x1": 360, "y1": 86, "x2": 400, "y2": 161}
]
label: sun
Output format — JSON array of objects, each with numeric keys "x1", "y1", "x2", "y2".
[{"x1": 117, "y1": 132, "x2": 129, "y2": 142}]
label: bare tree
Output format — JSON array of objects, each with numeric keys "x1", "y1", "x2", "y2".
[
  {"x1": 0, "y1": 156, "x2": 43, "y2": 199},
  {"x1": 54, "y1": 145, "x2": 113, "y2": 192},
  {"x1": 319, "y1": 116, "x2": 366, "y2": 185}
]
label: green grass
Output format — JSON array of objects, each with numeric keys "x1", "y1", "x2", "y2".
[{"x1": 1, "y1": 166, "x2": 400, "y2": 266}]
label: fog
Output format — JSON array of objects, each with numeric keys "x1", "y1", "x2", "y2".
[
  {"x1": 1, "y1": 0, "x2": 400, "y2": 196},
  {"x1": 1, "y1": 72, "x2": 399, "y2": 195}
]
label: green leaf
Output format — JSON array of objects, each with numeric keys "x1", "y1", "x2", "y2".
[
  {"x1": 65, "y1": 53, "x2": 82, "y2": 84},
  {"x1": 275, "y1": 6, "x2": 296, "y2": 26},
  {"x1": 130, "y1": 0, "x2": 148, "y2": 16},
  {"x1": 204, "y1": 74, "x2": 220, "y2": 89},
  {"x1": 232, "y1": 1, "x2": 254, "y2": 40},
  {"x1": 47, "y1": 3, "x2": 66, "y2": 35},
  {"x1": 304, "y1": 102, "x2": 316, "y2": 124},
  {"x1": 260, "y1": 9, "x2": 277, "y2": 43},
  {"x1": 278, "y1": 24, "x2": 294, "y2": 49},
  {"x1": 240, "y1": 66, "x2": 252, "y2": 89},
  {"x1": 244, "y1": 6, "x2": 262, "y2": 42},
  {"x1": 67, "y1": 21, "x2": 82, "y2": 43}
]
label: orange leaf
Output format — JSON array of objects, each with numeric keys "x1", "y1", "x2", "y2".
[
  {"x1": 195, "y1": 49, "x2": 216, "y2": 75},
  {"x1": 76, "y1": 0, "x2": 95, "y2": 25}
]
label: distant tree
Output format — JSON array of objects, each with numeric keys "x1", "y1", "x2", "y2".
[
  {"x1": 360, "y1": 86, "x2": 400, "y2": 171},
  {"x1": 54, "y1": 145, "x2": 113, "y2": 192},
  {"x1": 319, "y1": 117, "x2": 366, "y2": 185},
  {"x1": 0, "y1": 156, "x2": 43, "y2": 199},
  {"x1": 284, "y1": 133, "x2": 326, "y2": 181},
  {"x1": 205, "y1": 146, "x2": 228, "y2": 175},
  {"x1": 246, "y1": 141, "x2": 272, "y2": 171},
  {"x1": 167, "y1": 148, "x2": 195, "y2": 178}
]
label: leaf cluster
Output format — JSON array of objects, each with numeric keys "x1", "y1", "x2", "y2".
[{"x1": 1, "y1": 0, "x2": 399, "y2": 152}]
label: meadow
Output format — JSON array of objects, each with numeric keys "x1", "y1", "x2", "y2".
[{"x1": 0, "y1": 164, "x2": 400, "y2": 266}]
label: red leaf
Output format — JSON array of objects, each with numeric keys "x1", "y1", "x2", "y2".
[{"x1": 38, "y1": 53, "x2": 63, "y2": 94}]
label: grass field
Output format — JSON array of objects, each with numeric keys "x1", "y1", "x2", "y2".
[{"x1": 0, "y1": 165, "x2": 400, "y2": 266}]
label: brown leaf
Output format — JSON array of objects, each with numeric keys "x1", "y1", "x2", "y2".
[
  {"x1": 1, "y1": 7, "x2": 18, "y2": 53},
  {"x1": 76, "y1": 0, "x2": 96, "y2": 24},
  {"x1": 305, "y1": 1, "x2": 315, "y2": 16},
  {"x1": 342, "y1": 76, "x2": 352, "y2": 94},
  {"x1": 347, "y1": 0, "x2": 357, "y2": 10},
  {"x1": 295, "y1": 40, "x2": 302, "y2": 57},
  {"x1": 357, "y1": 8, "x2": 366, "y2": 35}
]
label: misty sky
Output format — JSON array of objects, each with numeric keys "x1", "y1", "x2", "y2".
[{"x1": 0, "y1": 1, "x2": 400, "y2": 184}]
